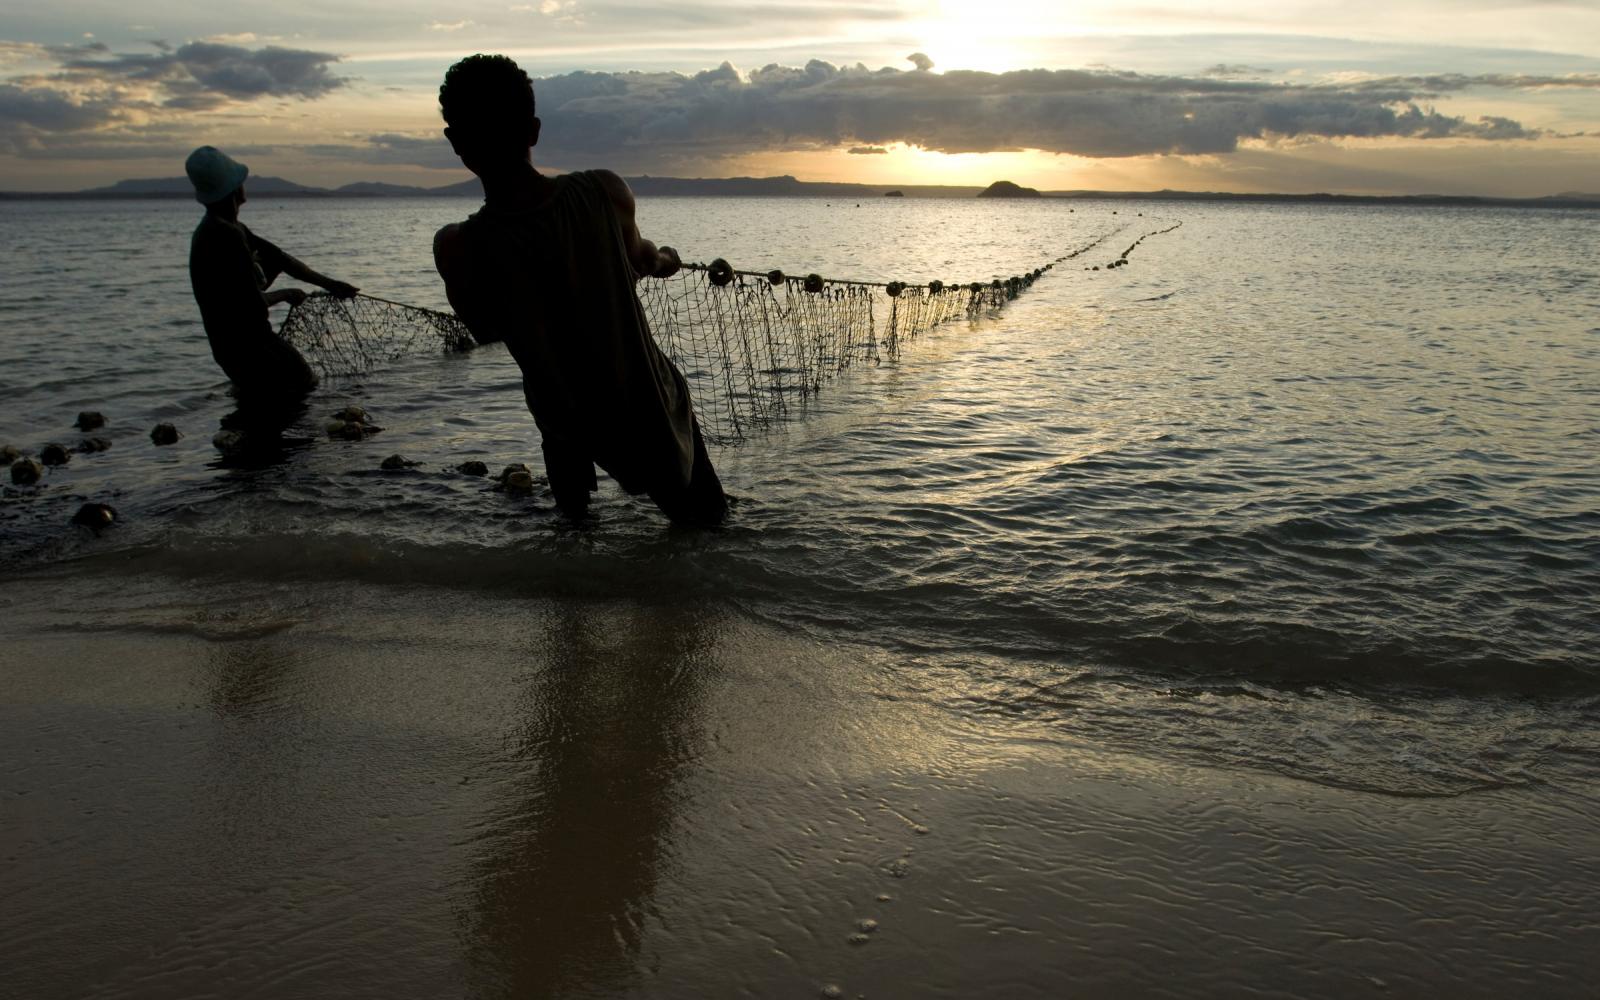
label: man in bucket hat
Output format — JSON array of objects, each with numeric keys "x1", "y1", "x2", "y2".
[{"x1": 186, "y1": 146, "x2": 359, "y2": 396}]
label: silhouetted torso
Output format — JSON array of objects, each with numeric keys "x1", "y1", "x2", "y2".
[
  {"x1": 189, "y1": 215, "x2": 316, "y2": 395},
  {"x1": 456, "y1": 171, "x2": 696, "y2": 494}
]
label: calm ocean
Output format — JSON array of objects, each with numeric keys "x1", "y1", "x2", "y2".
[{"x1": 2, "y1": 194, "x2": 1598, "y2": 798}]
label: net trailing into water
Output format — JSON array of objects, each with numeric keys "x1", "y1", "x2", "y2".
[
  {"x1": 280, "y1": 220, "x2": 1181, "y2": 444},
  {"x1": 281, "y1": 293, "x2": 474, "y2": 377}
]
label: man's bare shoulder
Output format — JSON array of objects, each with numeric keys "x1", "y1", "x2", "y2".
[
  {"x1": 434, "y1": 221, "x2": 465, "y2": 249},
  {"x1": 433, "y1": 222, "x2": 467, "y2": 275},
  {"x1": 588, "y1": 170, "x2": 635, "y2": 210}
]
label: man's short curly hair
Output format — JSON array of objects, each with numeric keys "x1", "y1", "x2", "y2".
[{"x1": 439, "y1": 54, "x2": 535, "y2": 136}]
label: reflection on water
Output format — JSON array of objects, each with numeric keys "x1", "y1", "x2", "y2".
[
  {"x1": 191, "y1": 631, "x2": 326, "y2": 856},
  {"x1": 460, "y1": 601, "x2": 722, "y2": 997},
  {"x1": 202, "y1": 638, "x2": 298, "y2": 717}
]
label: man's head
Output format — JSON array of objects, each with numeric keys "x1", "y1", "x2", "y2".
[
  {"x1": 185, "y1": 145, "x2": 248, "y2": 208},
  {"x1": 440, "y1": 54, "x2": 540, "y2": 174}
]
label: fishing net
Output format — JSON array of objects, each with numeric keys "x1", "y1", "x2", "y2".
[
  {"x1": 281, "y1": 293, "x2": 475, "y2": 378},
  {"x1": 643, "y1": 267, "x2": 1022, "y2": 443},
  {"x1": 278, "y1": 221, "x2": 1180, "y2": 444},
  {"x1": 643, "y1": 221, "x2": 1147, "y2": 443}
]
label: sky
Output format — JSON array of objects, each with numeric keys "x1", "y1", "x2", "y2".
[{"x1": 2, "y1": 0, "x2": 1598, "y2": 194}]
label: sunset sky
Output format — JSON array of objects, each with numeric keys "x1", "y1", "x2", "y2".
[{"x1": 2, "y1": 1, "x2": 1598, "y2": 194}]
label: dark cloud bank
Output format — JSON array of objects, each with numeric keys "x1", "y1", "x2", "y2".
[
  {"x1": 3, "y1": 41, "x2": 1597, "y2": 169},
  {"x1": 63, "y1": 41, "x2": 345, "y2": 102},
  {"x1": 525, "y1": 61, "x2": 1595, "y2": 162},
  {"x1": 0, "y1": 40, "x2": 344, "y2": 156},
  {"x1": 347, "y1": 59, "x2": 1597, "y2": 171}
]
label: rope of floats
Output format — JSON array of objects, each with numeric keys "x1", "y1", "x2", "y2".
[{"x1": 678, "y1": 219, "x2": 1181, "y2": 295}]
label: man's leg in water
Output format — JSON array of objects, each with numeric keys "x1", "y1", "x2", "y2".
[
  {"x1": 541, "y1": 438, "x2": 598, "y2": 519},
  {"x1": 647, "y1": 419, "x2": 728, "y2": 526},
  {"x1": 220, "y1": 335, "x2": 319, "y2": 399}
]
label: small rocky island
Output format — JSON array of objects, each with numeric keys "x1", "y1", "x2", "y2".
[{"x1": 977, "y1": 180, "x2": 1043, "y2": 198}]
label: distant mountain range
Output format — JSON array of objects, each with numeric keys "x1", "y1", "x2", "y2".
[
  {"x1": 54, "y1": 175, "x2": 487, "y2": 198},
  {"x1": 0, "y1": 173, "x2": 972, "y2": 200},
  {"x1": 2, "y1": 174, "x2": 1596, "y2": 208}
]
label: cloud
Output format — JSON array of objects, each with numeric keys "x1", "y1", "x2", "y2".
[
  {"x1": 0, "y1": 42, "x2": 47, "y2": 68},
  {"x1": 505, "y1": 61, "x2": 1598, "y2": 168},
  {"x1": 507, "y1": 0, "x2": 581, "y2": 22},
  {"x1": 302, "y1": 60, "x2": 1598, "y2": 177},
  {"x1": 0, "y1": 40, "x2": 110, "y2": 67},
  {"x1": 53, "y1": 41, "x2": 346, "y2": 100},
  {"x1": 0, "y1": 40, "x2": 347, "y2": 158},
  {"x1": 427, "y1": 21, "x2": 473, "y2": 31},
  {"x1": 0, "y1": 83, "x2": 122, "y2": 133},
  {"x1": 8, "y1": 45, "x2": 1598, "y2": 178},
  {"x1": 1202, "y1": 64, "x2": 1271, "y2": 78},
  {"x1": 1345, "y1": 72, "x2": 1600, "y2": 97}
]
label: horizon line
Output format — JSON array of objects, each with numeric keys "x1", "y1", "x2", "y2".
[{"x1": 1, "y1": 172, "x2": 1597, "y2": 206}]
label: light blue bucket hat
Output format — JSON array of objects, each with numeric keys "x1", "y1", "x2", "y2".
[{"x1": 185, "y1": 145, "x2": 249, "y2": 204}]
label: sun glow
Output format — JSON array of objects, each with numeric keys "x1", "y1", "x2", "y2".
[
  {"x1": 730, "y1": 145, "x2": 1109, "y2": 190},
  {"x1": 911, "y1": 0, "x2": 1084, "y2": 73}
]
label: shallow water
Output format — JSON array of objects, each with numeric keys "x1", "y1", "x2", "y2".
[
  {"x1": 4, "y1": 194, "x2": 1600, "y2": 995},
  {"x1": 4, "y1": 196, "x2": 1598, "y2": 796}
]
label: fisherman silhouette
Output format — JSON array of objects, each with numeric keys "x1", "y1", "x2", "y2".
[
  {"x1": 185, "y1": 146, "x2": 359, "y2": 398},
  {"x1": 432, "y1": 55, "x2": 728, "y2": 527}
]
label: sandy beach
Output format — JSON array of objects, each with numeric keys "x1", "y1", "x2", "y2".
[{"x1": 5, "y1": 570, "x2": 1598, "y2": 998}]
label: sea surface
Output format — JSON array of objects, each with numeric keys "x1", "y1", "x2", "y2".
[
  {"x1": 5, "y1": 195, "x2": 1600, "y2": 997},
  {"x1": 3, "y1": 195, "x2": 1598, "y2": 796}
]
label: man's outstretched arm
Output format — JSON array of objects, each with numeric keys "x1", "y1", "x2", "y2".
[
  {"x1": 263, "y1": 239, "x2": 359, "y2": 298},
  {"x1": 592, "y1": 170, "x2": 681, "y2": 280},
  {"x1": 264, "y1": 288, "x2": 308, "y2": 308}
]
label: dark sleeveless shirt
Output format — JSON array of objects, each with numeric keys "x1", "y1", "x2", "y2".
[
  {"x1": 189, "y1": 215, "x2": 315, "y2": 394},
  {"x1": 457, "y1": 171, "x2": 696, "y2": 492}
]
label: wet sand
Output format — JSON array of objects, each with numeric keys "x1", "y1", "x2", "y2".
[{"x1": 4, "y1": 573, "x2": 1599, "y2": 999}]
